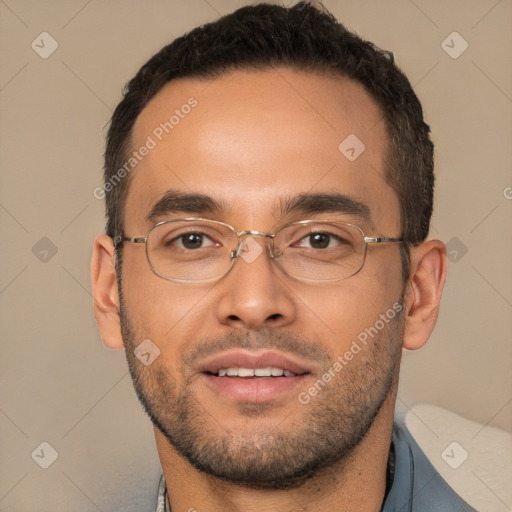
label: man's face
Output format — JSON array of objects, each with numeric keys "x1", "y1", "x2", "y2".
[{"x1": 119, "y1": 68, "x2": 405, "y2": 488}]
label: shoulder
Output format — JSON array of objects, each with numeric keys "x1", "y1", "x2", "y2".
[{"x1": 382, "y1": 422, "x2": 478, "y2": 512}]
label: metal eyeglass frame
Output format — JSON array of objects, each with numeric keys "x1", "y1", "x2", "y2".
[{"x1": 113, "y1": 217, "x2": 404, "y2": 283}]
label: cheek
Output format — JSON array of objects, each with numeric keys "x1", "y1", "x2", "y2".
[
  {"x1": 121, "y1": 259, "x2": 219, "y2": 354},
  {"x1": 290, "y1": 268, "x2": 402, "y2": 352}
]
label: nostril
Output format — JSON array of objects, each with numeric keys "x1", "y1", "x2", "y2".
[{"x1": 267, "y1": 313, "x2": 282, "y2": 321}]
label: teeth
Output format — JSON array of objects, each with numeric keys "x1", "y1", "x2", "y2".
[
  {"x1": 216, "y1": 367, "x2": 297, "y2": 377},
  {"x1": 255, "y1": 367, "x2": 272, "y2": 376}
]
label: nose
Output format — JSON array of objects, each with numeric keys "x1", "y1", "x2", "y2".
[{"x1": 215, "y1": 236, "x2": 297, "y2": 330}]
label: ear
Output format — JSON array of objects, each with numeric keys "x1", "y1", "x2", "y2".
[
  {"x1": 402, "y1": 240, "x2": 447, "y2": 350},
  {"x1": 91, "y1": 235, "x2": 124, "y2": 349}
]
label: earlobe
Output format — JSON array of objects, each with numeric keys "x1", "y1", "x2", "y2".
[
  {"x1": 91, "y1": 235, "x2": 124, "y2": 350},
  {"x1": 402, "y1": 240, "x2": 447, "y2": 351}
]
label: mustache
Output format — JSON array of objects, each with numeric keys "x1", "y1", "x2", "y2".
[{"x1": 183, "y1": 327, "x2": 330, "y2": 368}]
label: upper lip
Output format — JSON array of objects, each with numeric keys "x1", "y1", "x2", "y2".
[{"x1": 198, "y1": 349, "x2": 312, "y2": 375}]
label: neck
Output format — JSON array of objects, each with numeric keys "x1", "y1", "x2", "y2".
[{"x1": 156, "y1": 390, "x2": 397, "y2": 512}]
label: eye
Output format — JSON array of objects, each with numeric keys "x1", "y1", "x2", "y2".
[
  {"x1": 170, "y1": 232, "x2": 216, "y2": 250},
  {"x1": 306, "y1": 233, "x2": 331, "y2": 249},
  {"x1": 296, "y1": 232, "x2": 346, "y2": 249}
]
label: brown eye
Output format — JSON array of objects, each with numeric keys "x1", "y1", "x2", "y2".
[
  {"x1": 308, "y1": 233, "x2": 330, "y2": 249},
  {"x1": 296, "y1": 231, "x2": 347, "y2": 249},
  {"x1": 181, "y1": 233, "x2": 205, "y2": 249},
  {"x1": 164, "y1": 232, "x2": 216, "y2": 250}
]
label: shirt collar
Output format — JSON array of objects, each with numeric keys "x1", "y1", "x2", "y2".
[{"x1": 155, "y1": 473, "x2": 167, "y2": 512}]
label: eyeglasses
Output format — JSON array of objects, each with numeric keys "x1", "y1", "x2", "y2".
[{"x1": 114, "y1": 218, "x2": 403, "y2": 283}]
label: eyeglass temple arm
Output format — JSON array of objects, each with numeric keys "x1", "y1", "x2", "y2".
[
  {"x1": 113, "y1": 235, "x2": 147, "y2": 247},
  {"x1": 364, "y1": 237, "x2": 404, "y2": 244}
]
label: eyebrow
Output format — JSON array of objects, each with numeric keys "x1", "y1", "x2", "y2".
[
  {"x1": 278, "y1": 192, "x2": 372, "y2": 224},
  {"x1": 146, "y1": 190, "x2": 226, "y2": 223},
  {"x1": 146, "y1": 190, "x2": 372, "y2": 226}
]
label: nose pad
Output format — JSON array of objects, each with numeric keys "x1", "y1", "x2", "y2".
[
  {"x1": 229, "y1": 236, "x2": 286, "y2": 281},
  {"x1": 225, "y1": 237, "x2": 284, "y2": 280},
  {"x1": 232, "y1": 234, "x2": 271, "y2": 258},
  {"x1": 270, "y1": 244, "x2": 283, "y2": 259},
  {"x1": 235, "y1": 236, "x2": 268, "y2": 264}
]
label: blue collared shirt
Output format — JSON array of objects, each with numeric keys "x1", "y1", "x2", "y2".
[{"x1": 381, "y1": 423, "x2": 476, "y2": 511}]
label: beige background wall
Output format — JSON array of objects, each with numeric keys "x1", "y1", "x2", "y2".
[{"x1": 0, "y1": 0, "x2": 510, "y2": 511}]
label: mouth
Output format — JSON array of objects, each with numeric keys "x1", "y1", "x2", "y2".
[
  {"x1": 198, "y1": 350, "x2": 312, "y2": 402},
  {"x1": 210, "y1": 367, "x2": 299, "y2": 377}
]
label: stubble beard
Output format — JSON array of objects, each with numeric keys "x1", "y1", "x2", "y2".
[{"x1": 120, "y1": 300, "x2": 404, "y2": 490}]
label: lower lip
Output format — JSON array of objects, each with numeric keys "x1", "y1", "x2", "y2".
[{"x1": 201, "y1": 373, "x2": 309, "y2": 402}]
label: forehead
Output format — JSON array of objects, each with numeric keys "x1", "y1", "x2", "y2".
[{"x1": 124, "y1": 67, "x2": 400, "y2": 233}]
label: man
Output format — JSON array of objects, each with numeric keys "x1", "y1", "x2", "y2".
[{"x1": 91, "y1": 2, "x2": 476, "y2": 511}]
